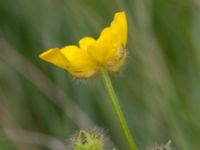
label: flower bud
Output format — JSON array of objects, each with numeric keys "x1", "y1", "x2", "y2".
[{"x1": 73, "y1": 129, "x2": 104, "y2": 150}]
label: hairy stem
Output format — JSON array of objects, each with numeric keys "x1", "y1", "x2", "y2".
[{"x1": 100, "y1": 68, "x2": 138, "y2": 150}]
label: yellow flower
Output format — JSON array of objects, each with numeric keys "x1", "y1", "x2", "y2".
[{"x1": 39, "y1": 11, "x2": 127, "y2": 78}]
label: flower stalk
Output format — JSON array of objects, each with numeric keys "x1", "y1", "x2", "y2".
[{"x1": 100, "y1": 68, "x2": 138, "y2": 150}]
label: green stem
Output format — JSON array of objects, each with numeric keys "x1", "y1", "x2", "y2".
[{"x1": 100, "y1": 68, "x2": 138, "y2": 150}]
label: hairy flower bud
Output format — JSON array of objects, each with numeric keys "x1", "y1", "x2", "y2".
[{"x1": 72, "y1": 130, "x2": 104, "y2": 150}]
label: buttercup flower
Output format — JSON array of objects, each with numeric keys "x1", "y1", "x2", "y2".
[{"x1": 39, "y1": 11, "x2": 127, "y2": 78}]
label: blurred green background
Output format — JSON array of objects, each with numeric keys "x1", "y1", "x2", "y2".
[{"x1": 0, "y1": 0, "x2": 200, "y2": 149}]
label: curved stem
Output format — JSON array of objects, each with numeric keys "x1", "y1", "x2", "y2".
[{"x1": 100, "y1": 68, "x2": 138, "y2": 150}]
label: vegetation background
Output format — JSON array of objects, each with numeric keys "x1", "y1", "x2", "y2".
[{"x1": 0, "y1": 0, "x2": 200, "y2": 149}]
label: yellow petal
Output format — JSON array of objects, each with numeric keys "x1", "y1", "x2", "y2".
[
  {"x1": 98, "y1": 27, "x2": 112, "y2": 41},
  {"x1": 61, "y1": 45, "x2": 79, "y2": 62},
  {"x1": 111, "y1": 12, "x2": 127, "y2": 46},
  {"x1": 87, "y1": 41, "x2": 109, "y2": 64},
  {"x1": 79, "y1": 37, "x2": 96, "y2": 50},
  {"x1": 98, "y1": 27, "x2": 120, "y2": 62},
  {"x1": 111, "y1": 11, "x2": 127, "y2": 46},
  {"x1": 61, "y1": 45, "x2": 89, "y2": 69},
  {"x1": 61, "y1": 45, "x2": 98, "y2": 78},
  {"x1": 39, "y1": 48, "x2": 69, "y2": 70},
  {"x1": 86, "y1": 27, "x2": 113, "y2": 64},
  {"x1": 91, "y1": 11, "x2": 127, "y2": 65}
]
